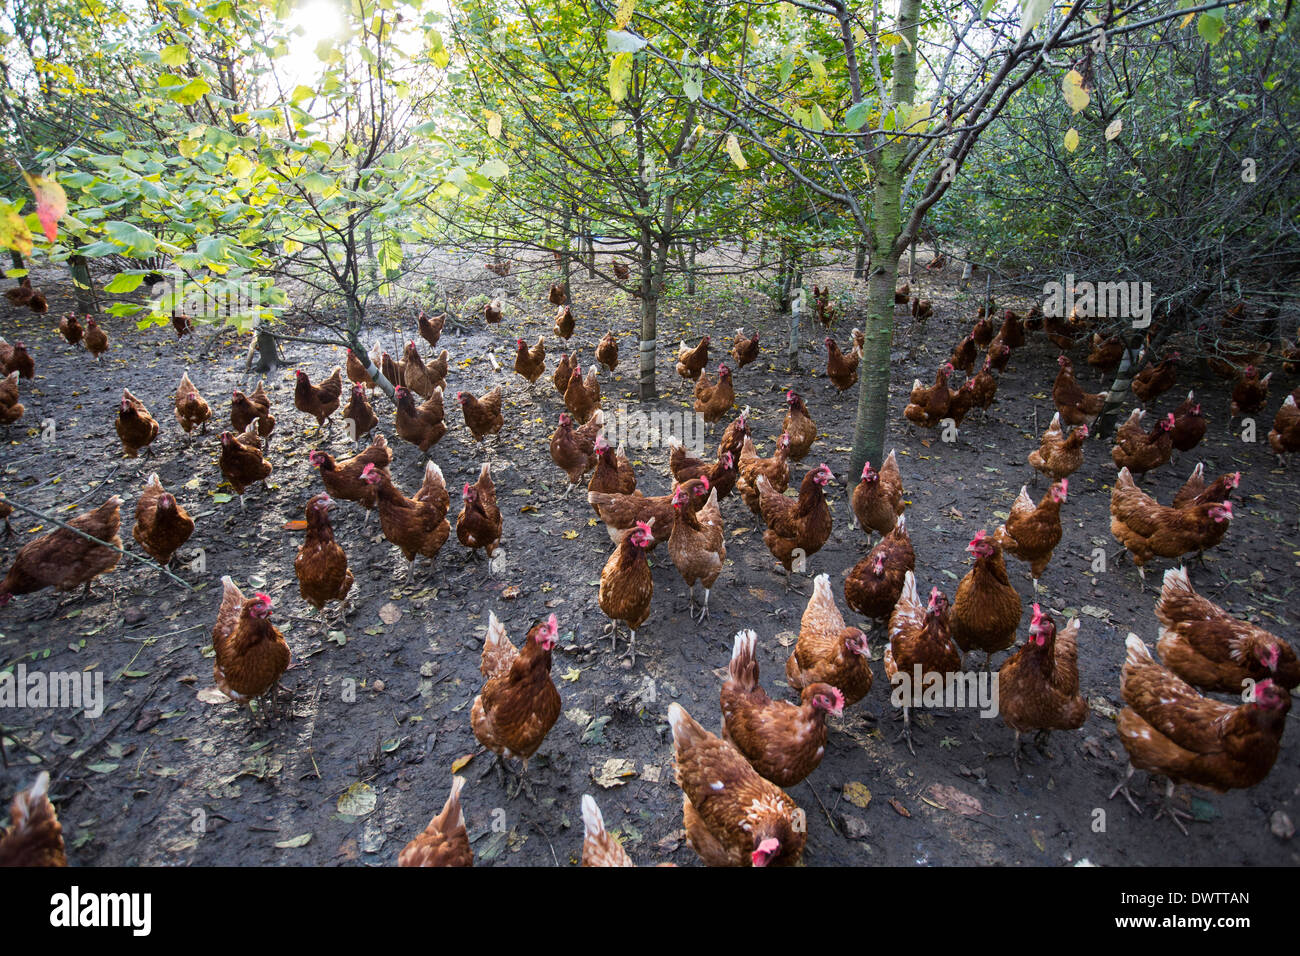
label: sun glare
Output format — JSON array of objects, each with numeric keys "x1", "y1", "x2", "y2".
[{"x1": 278, "y1": 0, "x2": 345, "y2": 90}]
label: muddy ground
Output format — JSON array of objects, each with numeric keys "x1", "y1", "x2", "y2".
[{"x1": 1, "y1": 250, "x2": 1297, "y2": 867}]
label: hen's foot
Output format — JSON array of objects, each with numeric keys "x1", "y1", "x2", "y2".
[{"x1": 1108, "y1": 766, "x2": 1143, "y2": 813}]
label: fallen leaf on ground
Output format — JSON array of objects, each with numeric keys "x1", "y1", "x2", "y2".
[
  {"x1": 925, "y1": 783, "x2": 983, "y2": 816},
  {"x1": 337, "y1": 782, "x2": 377, "y2": 817},
  {"x1": 842, "y1": 782, "x2": 872, "y2": 809},
  {"x1": 592, "y1": 758, "x2": 637, "y2": 788}
]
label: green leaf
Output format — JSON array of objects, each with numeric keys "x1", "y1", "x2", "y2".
[
  {"x1": 1020, "y1": 0, "x2": 1052, "y2": 38},
  {"x1": 168, "y1": 77, "x2": 211, "y2": 106},
  {"x1": 682, "y1": 67, "x2": 702, "y2": 102},
  {"x1": 103, "y1": 220, "x2": 158, "y2": 256},
  {"x1": 1196, "y1": 12, "x2": 1226, "y2": 45},
  {"x1": 226, "y1": 154, "x2": 253, "y2": 179},
  {"x1": 845, "y1": 99, "x2": 873, "y2": 131},
  {"x1": 104, "y1": 273, "x2": 146, "y2": 294},
  {"x1": 160, "y1": 43, "x2": 190, "y2": 67}
]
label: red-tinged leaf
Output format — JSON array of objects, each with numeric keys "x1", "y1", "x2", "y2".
[
  {"x1": 283, "y1": 519, "x2": 308, "y2": 531},
  {"x1": 21, "y1": 170, "x2": 67, "y2": 242},
  {"x1": 888, "y1": 798, "x2": 911, "y2": 818}
]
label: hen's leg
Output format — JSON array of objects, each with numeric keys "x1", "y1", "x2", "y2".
[
  {"x1": 1032, "y1": 728, "x2": 1054, "y2": 760},
  {"x1": 1152, "y1": 779, "x2": 1192, "y2": 835},
  {"x1": 1107, "y1": 764, "x2": 1143, "y2": 813},
  {"x1": 697, "y1": 587, "x2": 712, "y2": 624},
  {"x1": 406, "y1": 558, "x2": 416, "y2": 584},
  {"x1": 622, "y1": 629, "x2": 640, "y2": 665},
  {"x1": 893, "y1": 706, "x2": 916, "y2": 756},
  {"x1": 506, "y1": 757, "x2": 536, "y2": 801}
]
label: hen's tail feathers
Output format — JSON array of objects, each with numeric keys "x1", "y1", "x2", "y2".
[
  {"x1": 440, "y1": 775, "x2": 466, "y2": 829},
  {"x1": 1159, "y1": 565, "x2": 1193, "y2": 600},
  {"x1": 581, "y1": 794, "x2": 607, "y2": 842},
  {"x1": 810, "y1": 573, "x2": 834, "y2": 609},
  {"x1": 15, "y1": 771, "x2": 51, "y2": 821},
  {"x1": 667, "y1": 702, "x2": 705, "y2": 751},
  {"x1": 728, "y1": 629, "x2": 760, "y2": 691},
  {"x1": 899, "y1": 570, "x2": 919, "y2": 610},
  {"x1": 484, "y1": 611, "x2": 507, "y2": 650},
  {"x1": 1124, "y1": 633, "x2": 1154, "y2": 667}
]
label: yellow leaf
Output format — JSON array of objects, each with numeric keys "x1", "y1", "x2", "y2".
[
  {"x1": 615, "y1": 0, "x2": 635, "y2": 29},
  {"x1": 1179, "y1": 11, "x2": 1195, "y2": 27},
  {"x1": 0, "y1": 203, "x2": 33, "y2": 257},
  {"x1": 608, "y1": 52, "x2": 633, "y2": 103},
  {"x1": 843, "y1": 781, "x2": 872, "y2": 808},
  {"x1": 1064, "y1": 128, "x2": 1080, "y2": 152},
  {"x1": 725, "y1": 132, "x2": 748, "y2": 170},
  {"x1": 1061, "y1": 70, "x2": 1089, "y2": 114},
  {"x1": 451, "y1": 754, "x2": 474, "y2": 773},
  {"x1": 562, "y1": 530, "x2": 579, "y2": 539},
  {"x1": 1105, "y1": 117, "x2": 1122, "y2": 140},
  {"x1": 484, "y1": 110, "x2": 502, "y2": 139}
]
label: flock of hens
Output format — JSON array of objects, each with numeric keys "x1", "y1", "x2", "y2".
[{"x1": 1, "y1": 263, "x2": 1299, "y2": 868}]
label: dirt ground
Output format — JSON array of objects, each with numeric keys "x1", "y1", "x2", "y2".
[{"x1": 1, "y1": 250, "x2": 1297, "y2": 867}]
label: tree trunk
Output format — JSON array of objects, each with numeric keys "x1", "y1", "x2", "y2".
[
  {"x1": 562, "y1": 206, "x2": 573, "y2": 297},
  {"x1": 637, "y1": 230, "x2": 657, "y2": 400},
  {"x1": 687, "y1": 240, "x2": 696, "y2": 295},
  {"x1": 787, "y1": 279, "x2": 802, "y2": 371},
  {"x1": 68, "y1": 253, "x2": 98, "y2": 313},
  {"x1": 853, "y1": 242, "x2": 867, "y2": 280},
  {"x1": 249, "y1": 328, "x2": 280, "y2": 374},
  {"x1": 849, "y1": 0, "x2": 920, "y2": 479}
]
